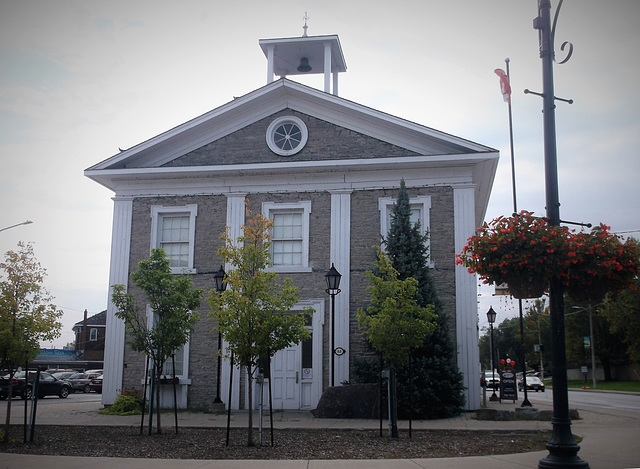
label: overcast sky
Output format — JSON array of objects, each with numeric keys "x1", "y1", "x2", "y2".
[{"x1": 1, "y1": 1, "x2": 639, "y2": 347}]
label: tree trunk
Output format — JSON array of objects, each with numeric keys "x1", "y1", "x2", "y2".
[
  {"x1": 155, "y1": 362, "x2": 162, "y2": 434},
  {"x1": 247, "y1": 365, "x2": 254, "y2": 446},
  {"x1": 3, "y1": 369, "x2": 15, "y2": 445},
  {"x1": 388, "y1": 365, "x2": 399, "y2": 438}
]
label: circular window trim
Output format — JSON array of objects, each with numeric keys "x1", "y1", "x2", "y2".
[{"x1": 266, "y1": 116, "x2": 308, "y2": 156}]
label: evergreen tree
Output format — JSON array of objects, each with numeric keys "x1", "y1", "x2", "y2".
[{"x1": 384, "y1": 179, "x2": 465, "y2": 418}]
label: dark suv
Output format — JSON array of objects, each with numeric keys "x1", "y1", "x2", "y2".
[{"x1": 0, "y1": 371, "x2": 72, "y2": 399}]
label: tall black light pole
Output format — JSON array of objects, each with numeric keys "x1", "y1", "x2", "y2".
[
  {"x1": 533, "y1": 1, "x2": 588, "y2": 467},
  {"x1": 213, "y1": 265, "x2": 227, "y2": 404},
  {"x1": 325, "y1": 263, "x2": 342, "y2": 387},
  {"x1": 486, "y1": 307, "x2": 499, "y2": 402}
]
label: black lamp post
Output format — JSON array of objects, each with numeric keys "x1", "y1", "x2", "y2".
[
  {"x1": 487, "y1": 307, "x2": 499, "y2": 402},
  {"x1": 534, "y1": 1, "x2": 588, "y2": 467},
  {"x1": 325, "y1": 263, "x2": 342, "y2": 387},
  {"x1": 213, "y1": 265, "x2": 227, "y2": 404}
]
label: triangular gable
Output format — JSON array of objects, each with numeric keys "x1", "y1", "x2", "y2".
[
  {"x1": 163, "y1": 109, "x2": 420, "y2": 168},
  {"x1": 86, "y1": 79, "x2": 495, "y2": 172}
]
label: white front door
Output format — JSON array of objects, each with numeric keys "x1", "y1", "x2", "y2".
[{"x1": 270, "y1": 342, "x2": 300, "y2": 410}]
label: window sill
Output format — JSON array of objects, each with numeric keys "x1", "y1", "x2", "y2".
[
  {"x1": 266, "y1": 266, "x2": 313, "y2": 274},
  {"x1": 170, "y1": 268, "x2": 197, "y2": 275}
]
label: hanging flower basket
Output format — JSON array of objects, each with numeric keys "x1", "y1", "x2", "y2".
[
  {"x1": 456, "y1": 211, "x2": 568, "y2": 287},
  {"x1": 506, "y1": 276, "x2": 548, "y2": 299},
  {"x1": 563, "y1": 224, "x2": 640, "y2": 304}
]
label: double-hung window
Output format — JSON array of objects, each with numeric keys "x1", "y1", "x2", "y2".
[
  {"x1": 150, "y1": 205, "x2": 197, "y2": 274},
  {"x1": 378, "y1": 196, "x2": 433, "y2": 265},
  {"x1": 263, "y1": 201, "x2": 312, "y2": 272},
  {"x1": 146, "y1": 306, "x2": 188, "y2": 379}
]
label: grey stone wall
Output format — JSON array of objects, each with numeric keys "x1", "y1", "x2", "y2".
[
  {"x1": 163, "y1": 109, "x2": 419, "y2": 167},
  {"x1": 348, "y1": 185, "x2": 457, "y2": 373},
  {"x1": 120, "y1": 182, "x2": 457, "y2": 408}
]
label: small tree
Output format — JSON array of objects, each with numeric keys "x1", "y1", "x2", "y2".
[
  {"x1": 0, "y1": 242, "x2": 63, "y2": 441},
  {"x1": 111, "y1": 249, "x2": 202, "y2": 434},
  {"x1": 602, "y1": 278, "x2": 640, "y2": 362},
  {"x1": 383, "y1": 179, "x2": 465, "y2": 418},
  {"x1": 208, "y1": 204, "x2": 310, "y2": 446},
  {"x1": 357, "y1": 249, "x2": 437, "y2": 437}
]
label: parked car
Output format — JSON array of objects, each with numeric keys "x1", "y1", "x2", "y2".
[
  {"x1": 65, "y1": 371, "x2": 102, "y2": 393},
  {"x1": 518, "y1": 375, "x2": 546, "y2": 392},
  {"x1": 483, "y1": 371, "x2": 500, "y2": 390},
  {"x1": 0, "y1": 371, "x2": 72, "y2": 399},
  {"x1": 65, "y1": 373, "x2": 91, "y2": 393},
  {"x1": 51, "y1": 371, "x2": 77, "y2": 381},
  {"x1": 47, "y1": 368, "x2": 76, "y2": 374},
  {"x1": 89, "y1": 375, "x2": 103, "y2": 394}
]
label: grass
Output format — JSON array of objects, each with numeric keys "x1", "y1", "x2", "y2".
[{"x1": 546, "y1": 380, "x2": 640, "y2": 392}]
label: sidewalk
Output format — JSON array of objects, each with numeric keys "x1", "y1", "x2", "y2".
[{"x1": 2, "y1": 395, "x2": 639, "y2": 469}]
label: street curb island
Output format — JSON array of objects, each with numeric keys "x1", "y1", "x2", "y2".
[{"x1": 1, "y1": 393, "x2": 640, "y2": 469}]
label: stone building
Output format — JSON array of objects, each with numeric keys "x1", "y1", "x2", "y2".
[{"x1": 85, "y1": 32, "x2": 497, "y2": 412}]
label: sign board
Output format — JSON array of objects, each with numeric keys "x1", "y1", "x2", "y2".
[
  {"x1": 500, "y1": 370, "x2": 518, "y2": 401},
  {"x1": 581, "y1": 366, "x2": 588, "y2": 374},
  {"x1": 584, "y1": 336, "x2": 591, "y2": 349}
]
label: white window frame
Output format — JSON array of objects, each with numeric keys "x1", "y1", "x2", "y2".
[
  {"x1": 89, "y1": 328, "x2": 98, "y2": 341},
  {"x1": 150, "y1": 204, "x2": 198, "y2": 274},
  {"x1": 262, "y1": 201, "x2": 312, "y2": 273},
  {"x1": 378, "y1": 196, "x2": 433, "y2": 266},
  {"x1": 145, "y1": 305, "x2": 190, "y2": 380}
]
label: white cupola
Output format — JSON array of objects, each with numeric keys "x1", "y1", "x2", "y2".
[{"x1": 259, "y1": 16, "x2": 346, "y2": 96}]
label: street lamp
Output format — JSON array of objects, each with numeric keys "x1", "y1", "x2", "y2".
[
  {"x1": 573, "y1": 305, "x2": 597, "y2": 390},
  {"x1": 486, "y1": 307, "x2": 499, "y2": 402},
  {"x1": 213, "y1": 265, "x2": 227, "y2": 404},
  {"x1": 534, "y1": 1, "x2": 588, "y2": 466},
  {"x1": 325, "y1": 263, "x2": 342, "y2": 387},
  {"x1": 0, "y1": 220, "x2": 33, "y2": 232}
]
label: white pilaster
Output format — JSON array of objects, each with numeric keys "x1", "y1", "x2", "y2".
[
  {"x1": 323, "y1": 42, "x2": 331, "y2": 93},
  {"x1": 329, "y1": 190, "x2": 351, "y2": 385},
  {"x1": 221, "y1": 194, "x2": 246, "y2": 409},
  {"x1": 266, "y1": 46, "x2": 274, "y2": 83},
  {"x1": 102, "y1": 196, "x2": 133, "y2": 406},
  {"x1": 453, "y1": 185, "x2": 481, "y2": 410}
]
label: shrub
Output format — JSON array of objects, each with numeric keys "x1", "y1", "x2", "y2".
[{"x1": 100, "y1": 389, "x2": 143, "y2": 415}]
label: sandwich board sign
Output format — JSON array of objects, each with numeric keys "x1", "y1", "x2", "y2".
[{"x1": 500, "y1": 370, "x2": 518, "y2": 402}]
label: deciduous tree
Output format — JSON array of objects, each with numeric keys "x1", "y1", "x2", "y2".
[
  {"x1": 208, "y1": 204, "x2": 310, "y2": 446},
  {"x1": 0, "y1": 242, "x2": 62, "y2": 440},
  {"x1": 111, "y1": 248, "x2": 202, "y2": 434},
  {"x1": 601, "y1": 278, "x2": 640, "y2": 363},
  {"x1": 357, "y1": 249, "x2": 436, "y2": 437}
]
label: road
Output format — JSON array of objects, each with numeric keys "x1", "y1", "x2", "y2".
[
  {"x1": 0, "y1": 390, "x2": 101, "y2": 412},
  {"x1": 525, "y1": 388, "x2": 640, "y2": 412}
]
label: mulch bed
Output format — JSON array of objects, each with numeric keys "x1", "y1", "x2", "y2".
[{"x1": 1, "y1": 425, "x2": 550, "y2": 459}]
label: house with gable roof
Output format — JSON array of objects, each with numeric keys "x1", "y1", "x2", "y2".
[{"x1": 85, "y1": 31, "x2": 497, "y2": 412}]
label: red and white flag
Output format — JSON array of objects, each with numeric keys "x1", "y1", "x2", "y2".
[{"x1": 494, "y1": 68, "x2": 511, "y2": 104}]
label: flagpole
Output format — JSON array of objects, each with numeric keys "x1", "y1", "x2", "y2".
[
  {"x1": 505, "y1": 58, "x2": 517, "y2": 215},
  {"x1": 502, "y1": 58, "x2": 532, "y2": 409}
]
